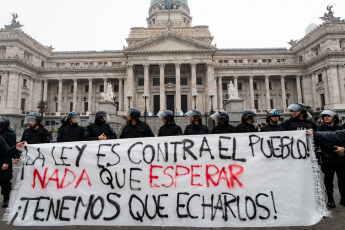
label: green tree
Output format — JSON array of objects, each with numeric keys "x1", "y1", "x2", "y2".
[{"x1": 37, "y1": 100, "x2": 48, "y2": 120}]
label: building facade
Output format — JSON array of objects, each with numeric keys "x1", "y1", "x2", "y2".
[{"x1": 1, "y1": 0, "x2": 345, "y2": 130}]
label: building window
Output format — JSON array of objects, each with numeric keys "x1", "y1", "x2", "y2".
[
  {"x1": 238, "y1": 60, "x2": 243, "y2": 64},
  {"x1": 270, "y1": 99, "x2": 274, "y2": 109},
  {"x1": 71, "y1": 85, "x2": 74, "y2": 93},
  {"x1": 70, "y1": 102, "x2": 73, "y2": 112},
  {"x1": 45, "y1": 121, "x2": 50, "y2": 127},
  {"x1": 0, "y1": 46, "x2": 6, "y2": 56},
  {"x1": 21, "y1": 98, "x2": 25, "y2": 111},
  {"x1": 112, "y1": 62, "x2": 117, "y2": 67},
  {"x1": 253, "y1": 59, "x2": 257, "y2": 63},
  {"x1": 268, "y1": 59, "x2": 272, "y2": 63},
  {"x1": 56, "y1": 103, "x2": 58, "y2": 112},
  {"x1": 196, "y1": 77, "x2": 203, "y2": 85},
  {"x1": 138, "y1": 78, "x2": 144, "y2": 86},
  {"x1": 76, "y1": 63, "x2": 80, "y2": 67},
  {"x1": 318, "y1": 74, "x2": 322, "y2": 83},
  {"x1": 224, "y1": 60, "x2": 228, "y2": 64},
  {"x1": 320, "y1": 94, "x2": 325, "y2": 107},
  {"x1": 153, "y1": 78, "x2": 160, "y2": 86},
  {"x1": 100, "y1": 85, "x2": 104, "y2": 92},
  {"x1": 222, "y1": 83, "x2": 227, "y2": 91},
  {"x1": 253, "y1": 82, "x2": 257, "y2": 90},
  {"x1": 180, "y1": 78, "x2": 188, "y2": 85},
  {"x1": 85, "y1": 85, "x2": 89, "y2": 93},
  {"x1": 238, "y1": 83, "x2": 243, "y2": 91},
  {"x1": 285, "y1": 82, "x2": 287, "y2": 89},
  {"x1": 181, "y1": 95, "x2": 188, "y2": 113},
  {"x1": 41, "y1": 61, "x2": 45, "y2": 68},
  {"x1": 165, "y1": 78, "x2": 176, "y2": 84},
  {"x1": 262, "y1": 59, "x2": 266, "y2": 63},
  {"x1": 254, "y1": 100, "x2": 259, "y2": 110},
  {"x1": 21, "y1": 120, "x2": 25, "y2": 127},
  {"x1": 0, "y1": 75, "x2": 2, "y2": 84},
  {"x1": 277, "y1": 59, "x2": 281, "y2": 63},
  {"x1": 299, "y1": 56, "x2": 303, "y2": 62},
  {"x1": 234, "y1": 60, "x2": 238, "y2": 64},
  {"x1": 84, "y1": 102, "x2": 88, "y2": 113},
  {"x1": 98, "y1": 62, "x2": 103, "y2": 67},
  {"x1": 114, "y1": 85, "x2": 119, "y2": 92},
  {"x1": 23, "y1": 79, "x2": 27, "y2": 87},
  {"x1": 282, "y1": 59, "x2": 286, "y2": 63},
  {"x1": 269, "y1": 82, "x2": 272, "y2": 90},
  {"x1": 218, "y1": 60, "x2": 223, "y2": 64}
]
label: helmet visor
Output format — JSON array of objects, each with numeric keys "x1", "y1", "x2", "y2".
[
  {"x1": 24, "y1": 116, "x2": 36, "y2": 126},
  {"x1": 287, "y1": 104, "x2": 302, "y2": 112},
  {"x1": 321, "y1": 110, "x2": 336, "y2": 118},
  {"x1": 70, "y1": 114, "x2": 80, "y2": 124},
  {"x1": 157, "y1": 111, "x2": 167, "y2": 118},
  {"x1": 103, "y1": 113, "x2": 111, "y2": 123},
  {"x1": 185, "y1": 110, "x2": 196, "y2": 117},
  {"x1": 210, "y1": 112, "x2": 221, "y2": 121}
]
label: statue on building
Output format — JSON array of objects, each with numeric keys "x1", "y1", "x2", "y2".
[
  {"x1": 100, "y1": 82, "x2": 115, "y2": 102},
  {"x1": 4, "y1": 13, "x2": 23, "y2": 29},
  {"x1": 320, "y1": 5, "x2": 341, "y2": 22},
  {"x1": 228, "y1": 81, "x2": 240, "y2": 100}
]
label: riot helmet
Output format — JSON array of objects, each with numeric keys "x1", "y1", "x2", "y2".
[
  {"x1": 0, "y1": 116, "x2": 10, "y2": 129},
  {"x1": 95, "y1": 110, "x2": 110, "y2": 122},
  {"x1": 210, "y1": 111, "x2": 229, "y2": 123},
  {"x1": 321, "y1": 110, "x2": 339, "y2": 125},
  {"x1": 266, "y1": 109, "x2": 280, "y2": 123},
  {"x1": 241, "y1": 110, "x2": 256, "y2": 123},
  {"x1": 288, "y1": 103, "x2": 308, "y2": 118},
  {"x1": 185, "y1": 110, "x2": 202, "y2": 123},
  {"x1": 157, "y1": 110, "x2": 175, "y2": 123},
  {"x1": 126, "y1": 108, "x2": 141, "y2": 120},
  {"x1": 24, "y1": 113, "x2": 41, "y2": 127},
  {"x1": 67, "y1": 112, "x2": 81, "y2": 124}
]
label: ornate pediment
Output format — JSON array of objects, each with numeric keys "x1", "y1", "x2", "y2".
[{"x1": 124, "y1": 32, "x2": 216, "y2": 53}]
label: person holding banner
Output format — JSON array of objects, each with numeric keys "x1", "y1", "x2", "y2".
[
  {"x1": 120, "y1": 108, "x2": 154, "y2": 138},
  {"x1": 260, "y1": 109, "x2": 285, "y2": 132},
  {"x1": 282, "y1": 103, "x2": 318, "y2": 131},
  {"x1": 84, "y1": 111, "x2": 117, "y2": 141},
  {"x1": 313, "y1": 110, "x2": 344, "y2": 208},
  {"x1": 20, "y1": 113, "x2": 51, "y2": 144},
  {"x1": 157, "y1": 110, "x2": 183, "y2": 136},
  {"x1": 184, "y1": 110, "x2": 209, "y2": 135},
  {"x1": 57, "y1": 112, "x2": 85, "y2": 142},
  {"x1": 236, "y1": 110, "x2": 257, "y2": 133},
  {"x1": 210, "y1": 111, "x2": 236, "y2": 134}
]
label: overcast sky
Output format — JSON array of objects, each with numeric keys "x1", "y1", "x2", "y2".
[{"x1": 1, "y1": 0, "x2": 344, "y2": 51}]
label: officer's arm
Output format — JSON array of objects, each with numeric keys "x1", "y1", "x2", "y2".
[
  {"x1": 57, "y1": 127, "x2": 64, "y2": 142},
  {"x1": 84, "y1": 126, "x2": 98, "y2": 141},
  {"x1": 20, "y1": 130, "x2": 26, "y2": 142},
  {"x1": 108, "y1": 126, "x2": 117, "y2": 139},
  {"x1": 0, "y1": 136, "x2": 19, "y2": 159},
  {"x1": 145, "y1": 124, "x2": 154, "y2": 137}
]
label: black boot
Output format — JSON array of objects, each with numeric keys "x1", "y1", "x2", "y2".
[
  {"x1": 2, "y1": 193, "x2": 9, "y2": 208},
  {"x1": 327, "y1": 192, "x2": 336, "y2": 208}
]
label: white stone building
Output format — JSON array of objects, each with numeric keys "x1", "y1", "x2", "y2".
[{"x1": 1, "y1": 0, "x2": 345, "y2": 130}]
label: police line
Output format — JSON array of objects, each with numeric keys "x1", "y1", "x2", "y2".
[{"x1": 4, "y1": 131, "x2": 329, "y2": 227}]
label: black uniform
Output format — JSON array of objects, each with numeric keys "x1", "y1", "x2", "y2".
[
  {"x1": 260, "y1": 124, "x2": 285, "y2": 132},
  {"x1": 0, "y1": 128, "x2": 17, "y2": 203},
  {"x1": 211, "y1": 123, "x2": 236, "y2": 134},
  {"x1": 84, "y1": 119, "x2": 117, "y2": 141},
  {"x1": 120, "y1": 120, "x2": 154, "y2": 139},
  {"x1": 184, "y1": 123, "x2": 209, "y2": 135},
  {"x1": 281, "y1": 118, "x2": 318, "y2": 131},
  {"x1": 157, "y1": 123, "x2": 182, "y2": 137},
  {"x1": 236, "y1": 122, "x2": 257, "y2": 133},
  {"x1": 314, "y1": 128, "x2": 345, "y2": 204},
  {"x1": 20, "y1": 125, "x2": 51, "y2": 144},
  {"x1": 57, "y1": 124, "x2": 85, "y2": 142}
]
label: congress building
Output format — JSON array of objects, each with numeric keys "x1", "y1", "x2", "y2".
[{"x1": 1, "y1": 0, "x2": 345, "y2": 132}]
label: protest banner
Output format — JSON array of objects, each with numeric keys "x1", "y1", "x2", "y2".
[{"x1": 4, "y1": 131, "x2": 329, "y2": 227}]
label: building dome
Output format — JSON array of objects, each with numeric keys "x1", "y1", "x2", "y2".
[{"x1": 150, "y1": 0, "x2": 188, "y2": 7}]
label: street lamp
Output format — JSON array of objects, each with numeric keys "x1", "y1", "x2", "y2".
[
  {"x1": 126, "y1": 92, "x2": 132, "y2": 109},
  {"x1": 143, "y1": 91, "x2": 149, "y2": 122},
  {"x1": 208, "y1": 91, "x2": 215, "y2": 115},
  {"x1": 192, "y1": 91, "x2": 198, "y2": 110}
]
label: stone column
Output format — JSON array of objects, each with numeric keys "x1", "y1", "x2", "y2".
[
  {"x1": 280, "y1": 75, "x2": 287, "y2": 109},
  {"x1": 191, "y1": 63, "x2": 197, "y2": 93},
  {"x1": 126, "y1": 64, "x2": 134, "y2": 109},
  {"x1": 328, "y1": 65, "x2": 341, "y2": 107},
  {"x1": 27, "y1": 78, "x2": 34, "y2": 111},
  {"x1": 43, "y1": 79, "x2": 48, "y2": 102},
  {"x1": 159, "y1": 63, "x2": 166, "y2": 111},
  {"x1": 175, "y1": 63, "x2": 182, "y2": 113},
  {"x1": 323, "y1": 68, "x2": 330, "y2": 105},
  {"x1": 296, "y1": 75, "x2": 302, "y2": 102},
  {"x1": 1, "y1": 71, "x2": 9, "y2": 110},
  {"x1": 103, "y1": 78, "x2": 107, "y2": 92},
  {"x1": 265, "y1": 75, "x2": 271, "y2": 110},
  {"x1": 234, "y1": 75, "x2": 238, "y2": 89},
  {"x1": 207, "y1": 63, "x2": 218, "y2": 111},
  {"x1": 249, "y1": 75, "x2": 255, "y2": 110},
  {"x1": 73, "y1": 79, "x2": 78, "y2": 111},
  {"x1": 338, "y1": 65, "x2": 345, "y2": 104},
  {"x1": 118, "y1": 78, "x2": 123, "y2": 112},
  {"x1": 311, "y1": 73, "x2": 318, "y2": 108},
  {"x1": 217, "y1": 76, "x2": 223, "y2": 110},
  {"x1": 144, "y1": 64, "x2": 151, "y2": 113},
  {"x1": 88, "y1": 78, "x2": 93, "y2": 114},
  {"x1": 17, "y1": 74, "x2": 22, "y2": 111},
  {"x1": 57, "y1": 79, "x2": 63, "y2": 114}
]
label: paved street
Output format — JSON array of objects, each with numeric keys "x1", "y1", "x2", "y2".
[{"x1": 1, "y1": 166, "x2": 345, "y2": 230}]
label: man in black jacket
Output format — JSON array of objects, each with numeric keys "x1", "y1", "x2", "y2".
[
  {"x1": 20, "y1": 113, "x2": 51, "y2": 144},
  {"x1": 314, "y1": 110, "x2": 343, "y2": 208},
  {"x1": 260, "y1": 109, "x2": 285, "y2": 132},
  {"x1": 157, "y1": 110, "x2": 182, "y2": 136},
  {"x1": 236, "y1": 110, "x2": 257, "y2": 133},
  {"x1": 120, "y1": 108, "x2": 154, "y2": 138},
  {"x1": 184, "y1": 110, "x2": 209, "y2": 135},
  {"x1": 210, "y1": 111, "x2": 236, "y2": 134},
  {"x1": 84, "y1": 111, "x2": 117, "y2": 141},
  {"x1": 57, "y1": 112, "x2": 85, "y2": 142},
  {"x1": 282, "y1": 103, "x2": 318, "y2": 131},
  {"x1": 0, "y1": 116, "x2": 18, "y2": 208}
]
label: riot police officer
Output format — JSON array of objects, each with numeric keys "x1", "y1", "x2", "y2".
[
  {"x1": 20, "y1": 113, "x2": 51, "y2": 144},
  {"x1": 184, "y1": 110, "x2": 209, "y2": 135},
  {"x1": 0, "y1": 116, "x2": 18, "y2": 208},
  {"x1": 260, "y1": 109, "x2": 285, "y2": 132},
  {"x1": 157, "y1": 110, "x2": 182, "y2": 136},
  {"x1": 84, "y1": 111, "x2": 117, "y2": 141},
  {"x1": 316, "y1": 110, "x2": 343, "y2": 208},
  {"x1": 210, "y1": 111, "x2": 236, "y2": 134},
  {"x1": 120, "y1": 108, "x2": 154, "y2": 138},
  {"x1": 236, "y1": 110, "x2": 257, "y2": 133},
  {"x1": 57, "y1": 112, "x2": 85, "y2": 142},
  {"x1": 281, "y1": 103, "x2": 318, "y2": 131}
]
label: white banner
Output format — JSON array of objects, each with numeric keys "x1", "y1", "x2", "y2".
[{"x1": 4, "y1": 131, "x2": 328, "y2": 227}]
